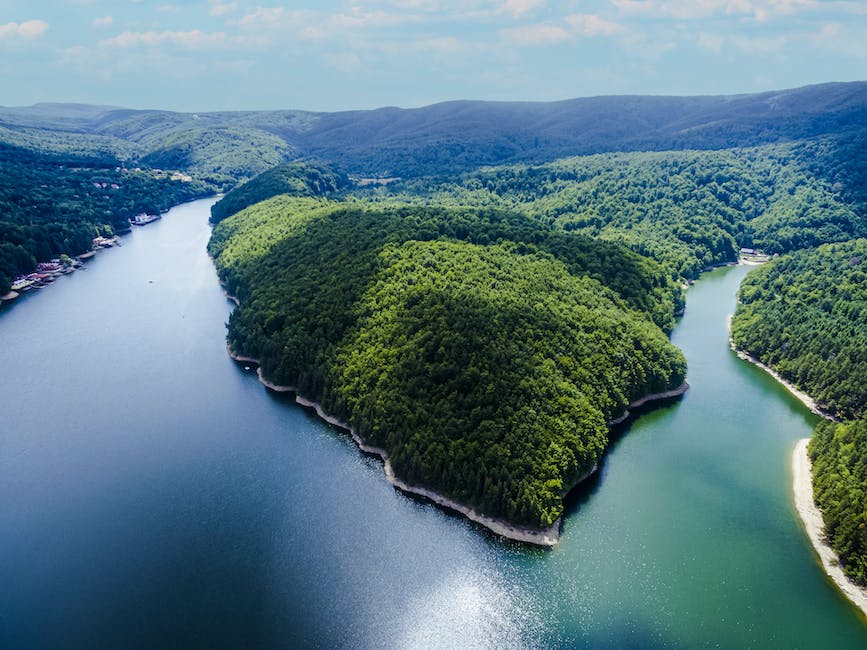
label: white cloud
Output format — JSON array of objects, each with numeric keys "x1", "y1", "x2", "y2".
[
  {"x1": 209, "y1": 1, "x2": 239, "y2": 17},
  {"x1": 101, "y1": 29, "x2": 229, "y2": 50},
  {"x1": 501, "y1": 12, "x2": 626, "y2": 46},
  {"x1": 92, "y1": 16, "x2": 113, "y2": 29},
  {"x1": 565, "y1": 13, "x2": 624, "y2": 37},
  {"x1": 498, "y1": 0, "x2": 546, "y2": 18},
  {"x1": 0, "y1": 19, "x2": 49, "y2": 41},
  {"x1": 500, "y1": 23, "x2": 571, "y2": 45}
]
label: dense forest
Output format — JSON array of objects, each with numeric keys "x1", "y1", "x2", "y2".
[
  {"x1": 731, "y1": 241, "x2": 867, "y2": 584},
  {"x1": 809, "y1": 419, "x2": 867, "y2": 586},
  {"x1": 209, "y1": 161, "x2": 349, "y2": 224},
  {"x1": 356, "y1": 145, "x2": 861, "y2": 278},
  {"x1": 209, "y1": 197, "x2": 686, "y2": 528},
  {"x1": 213, "y1": 145, "x2": 862, "y2": 281},
  {"x1": 731, "y1": 240, "x2": 867, "y2": 420}
]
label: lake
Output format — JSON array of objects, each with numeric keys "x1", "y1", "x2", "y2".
[{"x1": 1, "y1": 198, "x2": 865, "y2": 648}]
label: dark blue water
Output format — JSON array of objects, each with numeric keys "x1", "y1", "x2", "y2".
[{"x1": 1, "y1": 199, "x2": 865, "y2": 648}]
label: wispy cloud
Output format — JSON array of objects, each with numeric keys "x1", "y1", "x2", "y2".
[
  {"x1": 209, "y1": 1, "x2": 238, "y2": 18},
  {"x1": 235, "y1": 6, "x2": 421, "y2": 43},
  {"x1": 500, "y1": 23, "x2": 571, "y2": 45},
  {"x1": 101, "y1": 29, "x2": 229, "y2": 50},
  {"x1": 501, "y1": 13, "x2": 626, "y2": 46},
  {"x1": 92, "y1": 16, "x2": 113, "y2": 29},
  {"x1": 565, "y1": 13, "x2": 624, "y2": 37},
  {"x1": 497, "y1": 0, "x2": 546, "y2": 18},
  {"x1": 611, "y1": 0, "x2": 818, "y2": 21},
  {"x1": 0, "y1": 19, "x2": 49, "y2": 41}
]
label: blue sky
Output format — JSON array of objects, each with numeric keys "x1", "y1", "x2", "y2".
[{"x1": 2, "y1": 0, "x2": 866, "y2": 111}]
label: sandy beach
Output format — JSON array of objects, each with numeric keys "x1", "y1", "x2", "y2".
[{"x1": 792, "y1": 439, "x2": 867, "y2": 617}]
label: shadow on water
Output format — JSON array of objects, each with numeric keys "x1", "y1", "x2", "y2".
[{"x1": 562, "y1": 393, "x2": 686, "y2": 521}]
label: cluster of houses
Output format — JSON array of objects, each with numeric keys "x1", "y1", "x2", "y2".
[
  {"x1": 2, "y1": 236, "x2": 121, "y2": 303},
  {"x1": 7, "y1": 259, "x2": 81, "y2": 298}
]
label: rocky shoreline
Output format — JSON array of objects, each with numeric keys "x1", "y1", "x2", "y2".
[
  {"x1": 227, "y1": 345, "x2": 689, "y2": 546},
  {"x1": 727, "y1": 315, "x2": 837, "y2": 420},
  {"x1": 608, "y1": 382, "x2": 689, "y2": 426}
]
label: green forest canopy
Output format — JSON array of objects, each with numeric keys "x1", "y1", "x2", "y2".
[
  {"x1": 209, "y1": 197, "x2": 686, "y2": 528},
  {"x1": 731, "y1": 239, "x2": 867, "y2": 420},
  {"x1": 809, "y1": 418, "x2": 867, "y2": 586}
]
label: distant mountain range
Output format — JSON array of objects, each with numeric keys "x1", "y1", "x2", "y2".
[{"x1": 2, "y1": 81, "x2": 866, "y2": 179}]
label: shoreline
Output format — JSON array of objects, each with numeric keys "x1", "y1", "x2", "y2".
[
  {"x1": 726, "y1": 315, "x2": 837, "y2": 421},
  {"x1": 226, "y1": 346, "x2": 561, "y2": 545},
  {"x1": 608, "y1": 382, "x2": 689, "y2": 426},
  {"x1": 727, "y1": 313, "x2": 864, "y2": 615},
  {"x1": 792, "y1": 439, "x2": 867, "y2": 617},
  {"x1": 226, "y1": 346, "x2": 689, "y2": 547}
]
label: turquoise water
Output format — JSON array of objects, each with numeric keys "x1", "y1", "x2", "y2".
[{"x1": 1, "y1": 199, "x2": 865, "y2": 648}]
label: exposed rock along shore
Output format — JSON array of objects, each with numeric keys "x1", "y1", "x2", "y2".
[
  {"x1": 726, "y1": 315, "x2": 838, "y2": 421},
  {"x1": 608, "y1": 382, "x2": 689, "y2": 427},
  {"x1": 227, "y1": 345, "x2": 689, "y2": 547}
]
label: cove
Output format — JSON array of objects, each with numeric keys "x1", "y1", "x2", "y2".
[{"x1": 1, "y1": 198, "x2": 866, "y2": 648}]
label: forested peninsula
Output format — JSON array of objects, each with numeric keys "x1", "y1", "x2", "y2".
[
  {"x1": 204, "y1": 88, "x2": 867, "y2": 539},
  {"x1": 209, "y1": 197, "x2": 687, "y2": 533}
]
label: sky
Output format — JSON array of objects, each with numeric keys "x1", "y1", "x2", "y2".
[{"x1": 1, "y1": 0, "x2": 866, "y2": 112}]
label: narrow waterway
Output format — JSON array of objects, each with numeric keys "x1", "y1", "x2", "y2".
[{"x1": 1, "y1": 198, "x2": 865, "y2": 648}]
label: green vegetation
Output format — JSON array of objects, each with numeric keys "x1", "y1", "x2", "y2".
[
  {"x1": 6, "y1": 82, "x2": 867, "y2": 535},
  {"x1": 809, "y1": 419, "x2": 867, "y2": 586},
  {"x1": 731, "y1": 240, "x2": 867, "y2": 420},
  {"x1": 359, "y1": 146, "x2": 863, "y2": 279},
  {"x1": 732, "y1": 241, "x2": 867, "y2": 585},
  {"x1": 209, "y1": 197, "x2": 686, "y2": 528},
  {"x1": 138, "y1": 126, "x2": 297, "y2": 184},
  {"x1": 210, "y1": 161, "x2": 348, "y2": 224},
  {"x1": 0, "y1": 150, "x2": 215, "y2": 293}
]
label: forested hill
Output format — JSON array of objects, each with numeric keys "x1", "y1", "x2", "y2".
[
  {"x1": 3, "y1": 81, "x2": 866, "y2": 179},
  {"x1": 209, "y1": 197, "x2": 686, "y2": 529},
  {"x1": 213, "y1": 144, "x2": 865, "y2": 280}
]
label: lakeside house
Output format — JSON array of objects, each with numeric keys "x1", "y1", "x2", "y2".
[{"x1": 129, "y1": 213, "x2": 161, "y2": 226}]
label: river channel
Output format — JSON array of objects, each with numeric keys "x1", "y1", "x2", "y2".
[{"x1": 1, "y1": 198, "x2": 866, "y2": 648}]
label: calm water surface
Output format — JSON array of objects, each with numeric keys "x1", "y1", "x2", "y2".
[{"x1": 1, "y1": 199, "x2": 866, "y2": 648}]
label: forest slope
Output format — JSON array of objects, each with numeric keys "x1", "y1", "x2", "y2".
[
  {"x1": 3, "y1": 81, "x2": 866, "y2": 179},
  {"x1": 731, "y1": 240, "x2": 867, "y2": 420},
  {"x1": 209, "y1": 197, "x2": 686, "y2": 529}
]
